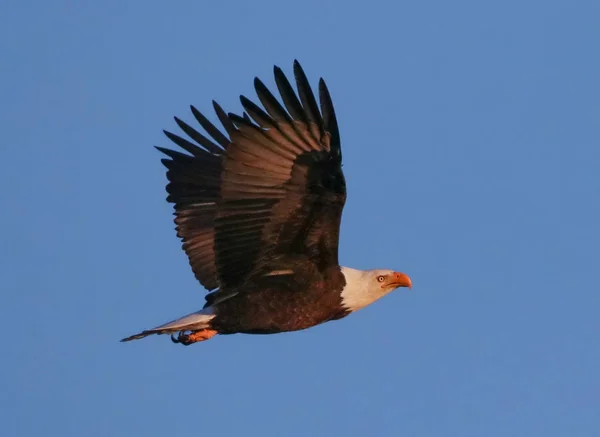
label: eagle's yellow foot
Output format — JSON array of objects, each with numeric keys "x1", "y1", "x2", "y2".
[{"x1": 171, "y1": 329, "x2": 218, "y2": 346}]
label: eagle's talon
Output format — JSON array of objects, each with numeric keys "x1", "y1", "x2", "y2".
[{"x1": 170, "y1": 331, "x2": 194, "y2": 345}]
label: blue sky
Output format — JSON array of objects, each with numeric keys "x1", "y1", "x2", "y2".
[{"x1": 2, "y1": 0, "x2": 599, "y2": 435}]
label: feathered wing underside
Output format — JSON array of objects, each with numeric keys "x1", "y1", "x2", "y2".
[
  {"x1": 214, "y1": 61, "x2": 346, "y2": 290},
  {"x1": 157, "y1": 101, "x2": 234, "y2": 292},
  {"x1": 158, "y1": 60, "x2": 346, "y2": 302}
]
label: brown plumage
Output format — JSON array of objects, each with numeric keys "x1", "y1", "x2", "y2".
[{"x1": 121, "y1": 61, "x2": 412, "y2": 346}]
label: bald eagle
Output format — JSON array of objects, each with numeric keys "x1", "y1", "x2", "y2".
[{"x1": 121, "y1": 61, "x2": 412, "y2": 346}]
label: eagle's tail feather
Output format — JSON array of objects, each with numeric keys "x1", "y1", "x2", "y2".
[{"x1": 120, "y1": 306, "x2": 216, "y2": 343}]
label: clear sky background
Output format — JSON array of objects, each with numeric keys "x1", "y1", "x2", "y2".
[{"x1": 2, "y1": 1, "x2": 599, "y2": 436}]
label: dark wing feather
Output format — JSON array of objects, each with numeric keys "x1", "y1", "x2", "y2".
[
  {"x1": 190, "y1": 104, "x2": 230, "y2": 148},
  {"x1": 157, "y1": 108, "x2": 230, "y2": 292},
  {"x1": 273, "y1": 66, "x2": 305, "y2": 122},
  {"x1": 293, "y1": 60, "x2": 324, "y2": 136},
  {"x1": 318, "y1": 78, "x2": 341, "y2": 158}
]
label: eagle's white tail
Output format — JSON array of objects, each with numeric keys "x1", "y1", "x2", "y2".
[{"x1": 120, "y1": 306, "x2": 216, "y2": 342}]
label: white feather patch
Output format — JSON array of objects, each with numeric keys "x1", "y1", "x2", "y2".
[
  {"x1": 150, "y1": 306, "x2": 216, "y2": 332},
  {"x1": 264, "y1": 269, "x2": 294, "y2": 276}
]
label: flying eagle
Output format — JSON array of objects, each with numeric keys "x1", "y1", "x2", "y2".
[{"x1": 121, "y1": 61, "x2": 412, "y2": 346}]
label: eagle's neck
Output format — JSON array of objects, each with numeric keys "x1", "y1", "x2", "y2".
[{"x1": 339, "y1": 266, "x2": 392, "y2": 312}]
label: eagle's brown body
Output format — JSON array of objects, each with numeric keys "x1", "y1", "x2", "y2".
[{"x1": 211, "y1": 264, "x2": 349, "y2": 335}]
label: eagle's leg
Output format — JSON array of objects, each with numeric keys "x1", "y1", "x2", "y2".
[{"x1": 171, "y1": 329, "x2": 218, "y2": 346}]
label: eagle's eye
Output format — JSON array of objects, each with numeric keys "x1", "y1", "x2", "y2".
[{"x1": 377, "y1": 275, "x2": 385, "y2": 282}]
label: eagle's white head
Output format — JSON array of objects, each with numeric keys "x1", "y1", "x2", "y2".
[{"x1": 340, "y1": 267, "x2": 412, "y2": 312}]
